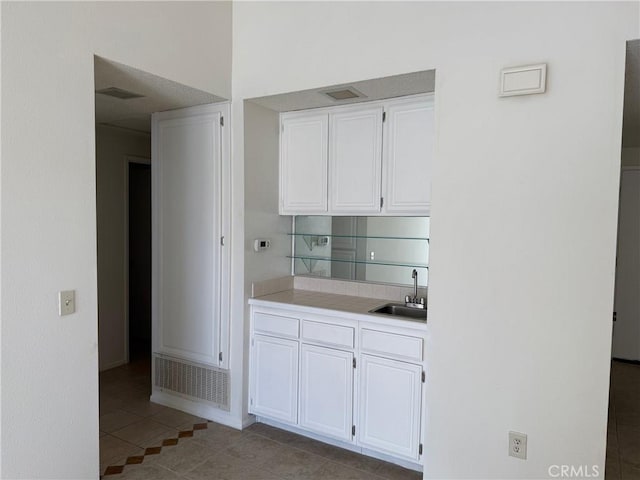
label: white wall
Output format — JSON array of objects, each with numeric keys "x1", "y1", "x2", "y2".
[
  {"x1": 232, "y1": 2, "x2": 639, "y2": 478},
  {"x1": 242, "y1": 101, "x2": 292, "y2": 420},
  {"x1": 1, "y1": 2, "x2": 231, "y2": 478},
  {"x1": 622, "y1": 147, "x2": 640, "y2": 166},
  {"x1": 96, "y1": 125, "x2": 150, "y2": 371},
  {"x1": 0, "y1": 4, "x2": 4, "y2": 475}
]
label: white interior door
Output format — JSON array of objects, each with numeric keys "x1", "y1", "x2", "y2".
[
  {"x1": 152, "y1": 103, "x2": 229, "y2": 367},
  {"x1": 613, "y1": 167, "x2": 640, "y2": 361}
]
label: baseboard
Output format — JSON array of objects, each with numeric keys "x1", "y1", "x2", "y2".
[
  {"x1": 242, "y1": 415, "x2": 256, "y2": 429},
  {"x1": 151, "y1": 390, "x2": 243, "y2": 430},
  {"x1": 100, "y1": 359, "x2": 127, "y2": 372},
  {"x1": 613, "y1": 357, "x2": 640, "y2": 365}
]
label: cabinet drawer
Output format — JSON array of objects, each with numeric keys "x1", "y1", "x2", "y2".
[
  {"x1": 361, "y1": 329, "x2": 423, "y2": 362},
  {"x1": 302, "y1": 320, "x2": 354, "y2": 349},
  {"x1": 254, "y1": 312, "x2": 299, "y2": 338}
]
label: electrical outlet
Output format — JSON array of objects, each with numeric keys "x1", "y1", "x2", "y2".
[{"x1": 509, "y1": 431, "x2": 527, "y2": 460}]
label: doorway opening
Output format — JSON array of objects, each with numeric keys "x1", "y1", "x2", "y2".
[
  {"x1": 607, "y1": 38, "x2": 640, "y2": 478},
  {"x1": 127, "y1": 159, "x2": 152, "y2": 362},
  {"x1": 94, "y1": 56, "x2": 225, "y2": 475}
]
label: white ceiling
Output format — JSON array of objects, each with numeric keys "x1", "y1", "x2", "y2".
[
  {"x1": 248, "y1": 70, "x2": 436, "y2": 112},
  {"x1": 94, "y1": 56, "x2": 225, "y2": 133},
  {"x1": 624, "y1": 40, "x2": 640, "y2": 148}
]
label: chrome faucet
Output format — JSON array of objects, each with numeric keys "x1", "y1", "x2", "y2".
[{"x1": 405, "y1": 269, "x2": 426, "y2": 309}]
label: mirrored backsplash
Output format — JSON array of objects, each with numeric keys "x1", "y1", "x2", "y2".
[{"x1": 289, "y1": 216, "x2": 429, "y2": 287}]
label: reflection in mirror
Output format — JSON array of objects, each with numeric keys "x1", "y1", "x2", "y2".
[{"x1": 290, "y1": 216, "x2": 429, "y2": 287}]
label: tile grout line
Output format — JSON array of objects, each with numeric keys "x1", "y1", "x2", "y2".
[{"x1": 101, "y1": 421, "x2": 211, "y2": 477}]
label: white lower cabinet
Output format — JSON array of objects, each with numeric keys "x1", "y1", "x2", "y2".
[
  {"x1": 358, "y1": 354, "x2": 423, "y2": 460},
  {"x1": 300, "y1": 344, "x2": 354, "y2": 442},
  {"x1": 249, "y1": 305, "x2": 425, "y2": 468},
  {"x1": 250, "y1": 334, "x2": 299, "y2": 424}
]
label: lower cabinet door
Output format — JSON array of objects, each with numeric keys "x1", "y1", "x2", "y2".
[
  {"x1": 300, "y1": 344, "x2": 354, "y2": 441},
  {"x1": 358, "y1": 354, "x2": 422, "y2": 460},
  {"x1": 250, "y1": 334, "x2": 299, "y2": 424}
]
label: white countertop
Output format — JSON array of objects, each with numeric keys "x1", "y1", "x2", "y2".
[{"x1": 249, "y1": 289, "x2": 427, "y2": 329}]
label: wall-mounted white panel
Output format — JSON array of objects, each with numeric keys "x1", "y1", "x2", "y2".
[{"x1": 500, "y1": 64, "x2": 547, "y2": 97}]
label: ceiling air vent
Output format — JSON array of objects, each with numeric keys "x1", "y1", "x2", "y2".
[
  {"x1": 323, "y1": 87, "x2": 366, "y2": 101},
  {"x1": 96, "y1": 87, "x2": 145, "y2": 100}
]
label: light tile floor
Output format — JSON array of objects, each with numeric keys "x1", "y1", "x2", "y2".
[
  {"x1": 102, "y1": 359, "x2": 640, "y2": 479},
  {"x1": 100, "y1": 359, "x2": 422, "y2": 479},
  {"x1": 606, "y1": 361, "x2": 640, "y2": 480}
]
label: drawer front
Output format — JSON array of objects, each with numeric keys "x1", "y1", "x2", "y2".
[
  {"x1": 302, "y1": 320, "x2": 354, "y2": 349},
  {"x1": 254, "y1": 312, "x2": 299, "y2": 338},
  {"x1": 361, "y1": 328, "x2": 423, "y2": 362}
]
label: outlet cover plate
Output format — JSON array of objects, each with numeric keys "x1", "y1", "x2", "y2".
[{"x1": 509, "y1": 431, "x2": 527, "y2": 460}]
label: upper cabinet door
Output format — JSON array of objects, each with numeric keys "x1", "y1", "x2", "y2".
[
  {"x1": 329, "y1": 107, "x2": 383, "y2": 214},
  {"x1": 383, "y1": 97, "x2": 435, "y2": 215},
  {"x1": 280, "y1": 112, "x2": 328, "y2": 215}
]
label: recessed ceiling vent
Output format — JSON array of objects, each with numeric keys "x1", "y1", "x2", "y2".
[
  {"x1": 323, "y1": 87, "x2": 365, "y2": 101},
  {"x1": 96, "y1": 87, "x2": 145, "y2": 100}
]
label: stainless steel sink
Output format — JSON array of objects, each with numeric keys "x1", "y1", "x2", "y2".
[{"x1": 369, "y1": 303, "x2": 427, "y2": 321}]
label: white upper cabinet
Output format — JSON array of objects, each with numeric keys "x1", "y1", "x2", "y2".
[
  {"x1": 329, "y1": 107, "x2": 383, "y2": 213},
  {"x1": 383, "y1": 97, "x2": 435, "y2": 214},
  {"x1": 280, "y1": 112, "x2": 328, "y2": 214},
  {"x1": 279, "y1": 94, "x2": 434, "y2": 216}
]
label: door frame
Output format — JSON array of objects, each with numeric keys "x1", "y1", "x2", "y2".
[
  {"x1": 612, "y1": 165, "x2": 640, "y2": 360},
  {"x1": 124, "y1": 155, "x2": 151, "y2": 364}
]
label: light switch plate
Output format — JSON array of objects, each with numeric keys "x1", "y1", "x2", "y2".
[{"x1": 59, "y1": 290, "x2": 75, "y2": 316}]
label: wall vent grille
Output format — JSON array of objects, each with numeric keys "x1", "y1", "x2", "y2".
[
  {"x1": 323, "y1": 87, "x2": 366, "y2": 101},
  {"x1": 154, "y1": 355, "x2": 230, "y2": 411},
  {"x1": 96, "y1": 87, "x2": 145, "y2": 100}
]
